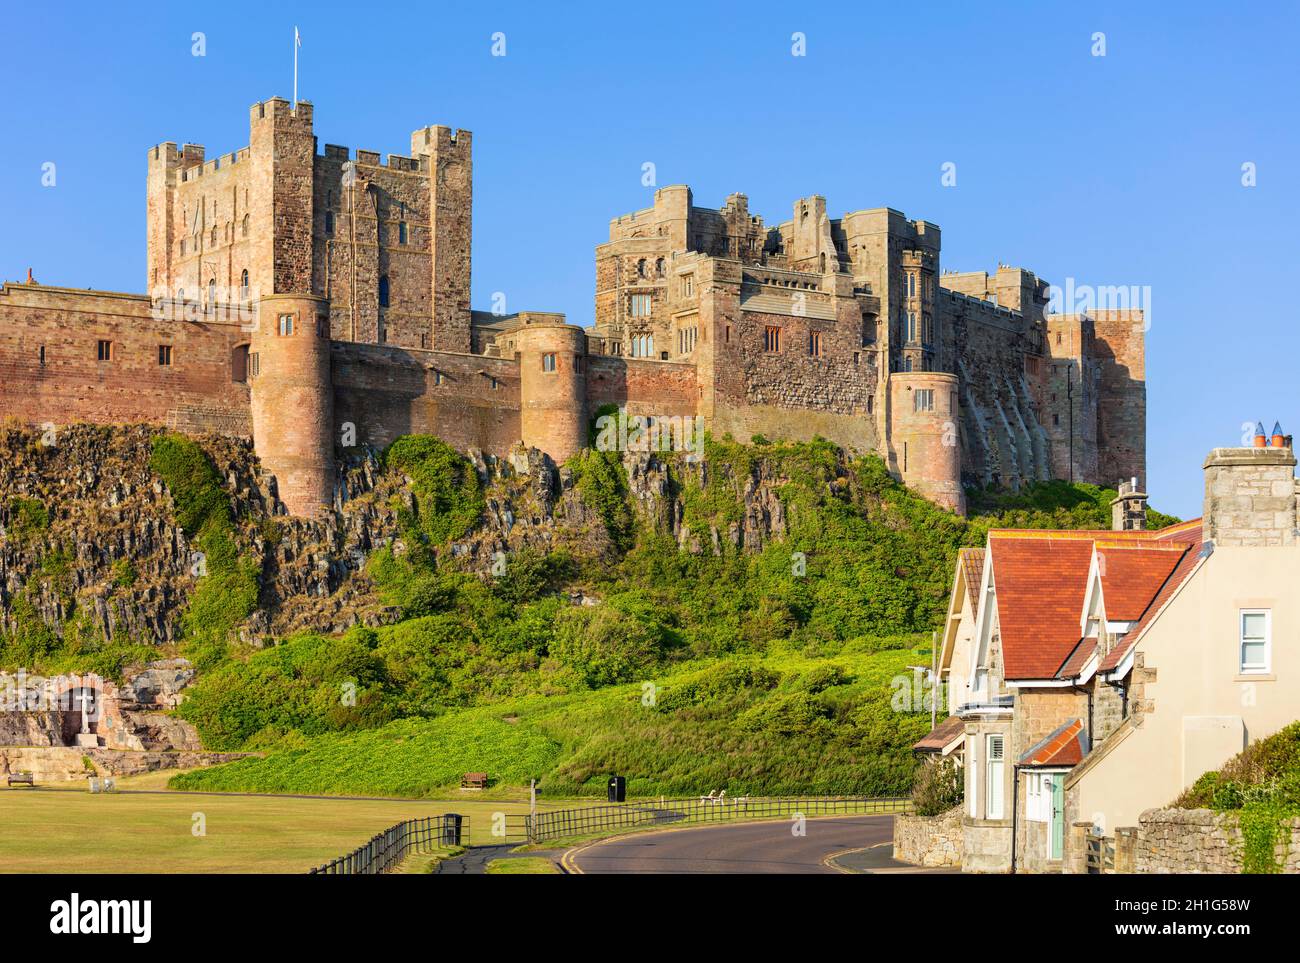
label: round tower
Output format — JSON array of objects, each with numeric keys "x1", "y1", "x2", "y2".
[
  {"x1": 889, "y1": 371, "x2": 964, "y2": 514},
  {"x1": 515, "y1": 313, "x2": 587, "y2": 465},
  {"x1": 249, "y1": 293, "x2": 335, "y2": 516}
]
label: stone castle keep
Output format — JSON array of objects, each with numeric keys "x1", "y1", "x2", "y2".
[{"x1": 0, "y1": 97, "x2": 1145, "y2": 516}]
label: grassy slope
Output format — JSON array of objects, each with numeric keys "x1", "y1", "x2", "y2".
[{"x1": 170, "y1": 645, "x2": 932, "y2": 798}]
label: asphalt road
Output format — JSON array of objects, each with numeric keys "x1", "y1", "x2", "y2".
[{"x1": 564, "y1": 814, "x2": 894, "y2": 874}]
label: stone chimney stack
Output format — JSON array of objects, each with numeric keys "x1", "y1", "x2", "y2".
[
  {"x1": 1203, "y1": 424, "x2": 1298, "y2": 547},
  {"x1": 1111, "y1": 477, "x2": 1148, "y2": 531}
]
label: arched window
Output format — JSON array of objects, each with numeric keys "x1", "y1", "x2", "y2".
[
  {"x1": 379, "y1": 276, "x2": 390, "y2": 308},
  {"x1": 636, "y1": 259, "x2": 647, "y2": 278},
  {"x1": 207, "y1": 279, "x2": 217, "y2": 307},
  {"x1": 325, "y1": 211, "x2": 334, "y2": 234},
  {"x1": 655, "y1": 258, "x2": 665, "y2": 278},
  {"x1": 242, "y1": 214, "x2": 250, "y2": 237},
  {"x1": 240, "y1": 269, "x2": 250, "y2": 299},
  {"x1": 398, "y1": 221, "x2": 408, "y2": 245}
]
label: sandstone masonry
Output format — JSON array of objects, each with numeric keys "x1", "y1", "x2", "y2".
[{"x1": 1, "y1": 97, "x2": 1146, "y2": 516}]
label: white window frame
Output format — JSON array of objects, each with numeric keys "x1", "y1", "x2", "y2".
[
  {"x1": 986, "y1": 734, "x2": 1005, "y2": 820},
  {"x1": 967, "y1": 735, "x2": 979, "y2": 818},
  {"x1": 1239, "y1": 608, "x2": 1271, "y2": 674}
]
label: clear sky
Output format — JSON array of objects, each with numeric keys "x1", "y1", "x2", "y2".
[{"x1": 2, "y1": 1, "x2": 1297, "y2": 519}]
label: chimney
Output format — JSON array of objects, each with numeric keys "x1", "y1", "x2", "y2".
[
  {"x1": 1203, "y1": 423, "x2": 1298, "y2": 547},
  {"x1": 1111, "y1": 477, "x2": 1148, "y2": 531}
]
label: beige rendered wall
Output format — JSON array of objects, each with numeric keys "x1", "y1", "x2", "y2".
[{"x1": 1071, "y1": 544, "x2": 1300, "y2": 832}]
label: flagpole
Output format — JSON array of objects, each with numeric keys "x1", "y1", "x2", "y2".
[{"x1": 293, "y1": 28, "x2": 298, "y2": 108}]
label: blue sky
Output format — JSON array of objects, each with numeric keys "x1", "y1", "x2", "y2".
[{"x1": 2, "y1": 1, "x2": 1297, "y2": 519}]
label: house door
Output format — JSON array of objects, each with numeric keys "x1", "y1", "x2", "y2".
[{"x1": 1050, "y1": 775, "x2": 1065, "y2": 860}]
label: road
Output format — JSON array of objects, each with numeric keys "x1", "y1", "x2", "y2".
[{"x1": 563, "y1": 814, "x2": 894, "y2": 874}]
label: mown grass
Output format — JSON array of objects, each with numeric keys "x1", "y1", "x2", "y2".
[
  {"x1": 0, "y1": 791, "x2": 550, "y2": 874},
  {"x1": 486, "y1": 856, "x2": 560, "y2": 875}
]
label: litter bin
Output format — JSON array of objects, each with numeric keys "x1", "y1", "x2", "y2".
[
  {"x1": 441, "y1": 813, "x2": 463, "y2": 846},
  {"x1": 607, "y1": 775, "x2": 626, "y2": 803}
]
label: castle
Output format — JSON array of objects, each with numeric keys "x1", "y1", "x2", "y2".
[{"x1": 0, "y1": 97, "x2": 1145, "y2": 516}]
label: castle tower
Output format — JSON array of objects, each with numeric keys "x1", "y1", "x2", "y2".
[
  {"x1": 412, "y1": 125, "x2": 473, "y2": 352},
  {"x1": 515, "y1": 314, "x2": 587, "y2": 465},
  {"x1": 889, "y1": 372, "x2": 964, "y2": 513},
  {"x1": 249, "y1": 293, "x2": 335, "y2": 516},
  {"x1": 251, "y1": 99, "x2": 316, "y2": 295},
  {"x1": 145, "y1": 143, "x2": 181, "y2": 295}
]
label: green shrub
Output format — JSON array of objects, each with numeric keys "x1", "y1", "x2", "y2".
[
  {"x1": 912, "y1": 757, "x2": 964, "y2": 816},
  {"x1": 384, "y1": 435, "x2": 485, "y2": 545}
]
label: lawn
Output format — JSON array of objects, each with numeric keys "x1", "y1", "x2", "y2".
[{"x1": 0, "y1": 788, "x2": 581, "y2": 873}]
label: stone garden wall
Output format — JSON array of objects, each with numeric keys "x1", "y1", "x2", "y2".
[{"x1": 893, "y1": 806, "x2": 963, "y2": 868}]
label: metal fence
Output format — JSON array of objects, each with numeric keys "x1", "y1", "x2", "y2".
[
  {"x1": 524, "y1": 795, "x2": 910, "y2": 844},
  {"x1": 308, "y1": 796, "x2": 910, "y2": 873},
  {"x1": 309, "y1": 815, "x2": 472, "y2": 875}
]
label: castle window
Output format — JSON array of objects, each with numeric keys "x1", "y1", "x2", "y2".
[
  {"x1": 434, "y1": 370, "x2": 444, "y2": 386},
  {"x1": 906, "y1": 311, "x2": 917, "y2": 343},
  {"x1": 231, "y1": 344, "x2": 249, "y2": 383},
  {"x1": 1053, "y1": 414, "x2": 1060, "y2": 426},
  {"x1": 725, "y1": 324, "x2": 731, "y2": 343},
  {"x1": 542, "y1": 352, "x2": 557, "y2": 373},
  {"x1": 867, "y1": 395, "x2": 873, "y2": 414},
  {"x1": 853, "y1": 351, "x2": 860, "y2": 366},
  {"x1": 903, "y1": 357, "x2": 913, "y2": 372},
  {"x1": 914, "y1": 389, "x2": 934, "y2": 413},
  {"x1": 629, "y1": 334, "x2": 654, "y2": 358},
  {"x1": 763, "y1": 326, "x2": 781, "y2": 353},
  {"x1": 574, "y1": 354, "x2": 584, "y2": 373},
  {"x1": 158, "y1": 345, "x2": 173, "y2": 366},
  {"x1": 490, "y1": 376, "x2": 500, "y2": 390},
  {"x1": 317, "y1": 318, "x2": 329, "y2": 338},
  {"x1": 325, "y1": 211, "x2": 335, "y2": 234},
  {"x1": 39, "y1": 345, "x2": 46, "y2": 366},
  {"x1": 637, "y1": 259, "x2": 647, "y2": 278},
  {"x1": 379, "y1": 276, "x2": 390, "y2": 308},
  {"x1": 96, "y1": 340, "x2": 113, "y2": 362},
  {"x1": 682, "y1": 274, "x2": 694, "y2": 298},
  {"x1": 180, "y1": 239, "x2": 186, "y2": 256},
  {"x1": 923, "y1": 314, "x2": 933, "y2": 344},
  {"x1": 249, "y1": 352, "x2": 261, "y2": 378},
  {"x1": 398, "y1": 221, "x2": 408, "y2": 245},
  {"x1": 629, "y1": 294, "x2": 652, "y2": 317},
  {"x1": 655, "y1": 258, "x2": 665, "y2": 278},
  {"x1": 240, "y1": 270, "x2": 250, "y2": 300},
  {"x1": 176, "y1": 288, "x2": 185, "y2": 303},
  {"x1": 1056, "y1": 332, "x2": 1063, "y2": 345},
  {"x1": 908, "y1": 273, "x2": 916, "y2": 298},
  {"x1": 242, "y1": 214, "x2": 250, "y2": 237},
  {"x1": 207, "y1": 279, "x2": 217, "y2": 308},
  {"x1": 277, "y1": 313, "x2": 294, "y2": 337},
  {"x1": 808, "y1": 331, "x2": 822, "y2": 357},
  {"x1": 677, "y1": 327, "x2": 697, "y2": 355}
]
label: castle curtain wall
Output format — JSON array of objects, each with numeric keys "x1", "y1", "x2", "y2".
[
  {"x1": 0, "y1": 285, "x2": 251, "y2": 436},
  {"x1": 330, "y1": 342, "x2": 520, "y2": 455}
]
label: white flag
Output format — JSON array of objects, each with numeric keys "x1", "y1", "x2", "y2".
[{"x1": 295, "y1": 26, "x2": 301, "y2": 48}]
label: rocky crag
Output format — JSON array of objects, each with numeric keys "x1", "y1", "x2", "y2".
[{"x1": 0, "y1": 424, "x2": 807, "y2": 652}]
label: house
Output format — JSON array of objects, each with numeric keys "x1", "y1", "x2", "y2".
[{"x1": 920, "y1": 424, "x2": 1299, "y2": 872}]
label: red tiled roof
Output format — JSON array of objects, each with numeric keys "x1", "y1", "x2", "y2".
[
  {"x1": 1098, "y1": 543, "x2": 1206, "y2": 672},
  {"x1": 988, "y1": 535, "x2": 1095, "y2": 679},
  {"x1": 1096, "y1": 544, "x2": 1190, "y2": 621},
  {"x1": 1055, "y1": 638, "x2": 1099, "y2": 680},
  {"x1": 1021, "y1": 718, "x2": 1087, "y2": 766},
  {"x1": 958, "y1": 547, "x2": 984, "y2": 612},
  {"x1": 913, "y1": 715, "x2": 966, "y2": 754}
]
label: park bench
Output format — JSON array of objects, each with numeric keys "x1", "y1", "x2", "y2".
[
  {"x1": 461, "y1": 772, "x2": 488, "y2": 790},
  {"x1": 6, "y1": 772, "x2": 35, "y2": 788}
]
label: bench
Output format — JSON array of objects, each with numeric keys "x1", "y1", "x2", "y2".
[
  {"x1": 6, "y1": 772, "x2": 35, "y2": 788},
  {"x1": 461, "y1": 772, "x2": 488, "y2": 790}
]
